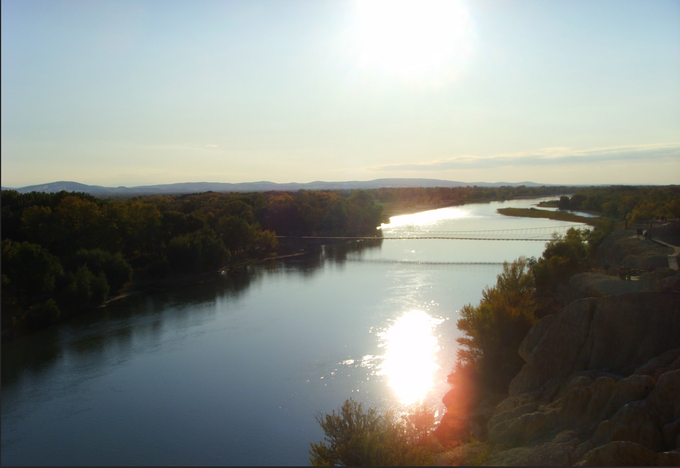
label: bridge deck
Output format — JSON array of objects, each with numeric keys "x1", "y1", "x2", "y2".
[
  {"x1": 276, "y1": 236, "x2": 555, "y2": 241},
  {"x1": 276, "y1": 224, "x2": 588, "y2": 242}
]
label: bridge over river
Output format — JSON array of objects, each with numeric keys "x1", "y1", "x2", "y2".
[{"x1": 277, "y1": 224, "x2": 590, "y2": 242}]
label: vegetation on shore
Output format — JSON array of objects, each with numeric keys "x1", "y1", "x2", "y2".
[
  {"x1": 496, "y1": 207, "x2": 601, "y2": 226},
  {"x1": 555, "y1": 186, "x2": 680, "y2": 223},
  {"x1": 1, "y1": 189, "x2": 382, "y2": 335}
]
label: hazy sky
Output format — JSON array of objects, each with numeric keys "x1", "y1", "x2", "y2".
[{"x1": 2, "y1": 0, "x2": 679, "y2": 188}]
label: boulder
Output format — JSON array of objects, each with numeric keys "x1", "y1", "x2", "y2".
[
  {"x1": 602, "y1": 374, "x2": 656, "y2": 419},
  {"x1": 510, "y1": 292, "x2": 680, "y2": 398},
  {"x1": 518, "y1": 314, "x2": 555, "y2": 362},
  {"x1": 661, "y1": 275, "x2": 680, "y2": 292},
  {"x1": 638, "y1": 269, "x2": 679, "y2": 292},
  {"x1": 634, "y1": 347, "x2": 680, "y2": 380},
  {"x1": 568, "y1": 272, "x2": 639, "y2": 298},
  {"x1": 482, "y1": 293, "x2": 680, "y2": 465},
  {"x1": 575, "y1": 441, "x2": 680, "y2": 466},
  {"x1": 595, "y1": 230, "x2": 673, "y2": 268},
  {"x1": 486, "y1": 432, "x2": 580, "y2": 466}
]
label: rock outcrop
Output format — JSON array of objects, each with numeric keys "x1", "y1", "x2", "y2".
[
  {"x1": 485, "y1": 291, "x2": 680, "y2": 465},
  {"x1": 595, "y1": 230, "x2": 673, "y2": 270},
  {"x1": 436, "y1": 227, "x2": 680, "y2": 465},
  {"x1": 510, "y1": 292, "x2": 680, "y2": 399}
]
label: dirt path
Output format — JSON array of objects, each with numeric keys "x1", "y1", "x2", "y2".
[{"x1": 651, "y1": 238, "x2": 680, "y2": 270}]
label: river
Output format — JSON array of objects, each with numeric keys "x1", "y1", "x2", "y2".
[{"x1": 1, "y1": 197, "x2": 590, "y2": 466}]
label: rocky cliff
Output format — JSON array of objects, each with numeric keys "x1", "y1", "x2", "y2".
[
  {"x1": 436, "y1": 230, "x2": 680, "y2": 466},
  {"x1": 482, "y1": 292, "x2": 680, "y2": 465}
]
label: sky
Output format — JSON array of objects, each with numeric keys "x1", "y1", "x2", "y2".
[{"x1": 2, "y1": 0, "x2": 679, "y2": 188}]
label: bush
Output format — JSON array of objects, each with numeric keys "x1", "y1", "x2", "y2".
[{"x1": 310, "y1": 399, "x2": 437, "y2": 466}]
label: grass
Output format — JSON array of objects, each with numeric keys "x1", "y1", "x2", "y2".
[{"x1": 497, "y1": 207, "x2": 602, "y2": 227}]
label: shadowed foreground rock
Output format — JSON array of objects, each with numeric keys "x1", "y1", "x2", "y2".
[{"x1": 483, "y1": 291, "x2": 680, "y2": 465}]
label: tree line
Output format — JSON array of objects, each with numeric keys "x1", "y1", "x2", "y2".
[
  {"x1": 5, "y1": 184, "x2": 675, "y2": 337},
  {"x1": 553, "y1": 185, "x2": 680, "y2": 222},
  {"x1": 373, "y1": 185, "x2": 575, "y2": 210},
  {"x1": 1, "y1": 189, "x2": 383, "y2": 334}
]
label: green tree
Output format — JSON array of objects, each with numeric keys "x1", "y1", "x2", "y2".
[
  {"x1": 57, "y1": 265, "x2": 109, "y2": 311},
  {"x1": 531, "y1": 228, "x2": 590, "y2": 294},
  {"x1": 1, "y1": 239, "x2": 64, "y2": 307},
  {"x1": 455, "y1": 257, "x2": 537, "y2": 393},
  {"x1": 216, "y1": 215, "x2": 257, "y2": 253},
  {"x1": 257, "y1": 229, "x2": 279, "y2": 252},
  {"x1": 167, "y1": 227, "x2": 230, "y2": 273},
  {"x1": 558, "y1": 196, "x2": 570, "y2": 210},
  {"x1": 75, "y1": 249, "x2": 133, "y2": 292}
]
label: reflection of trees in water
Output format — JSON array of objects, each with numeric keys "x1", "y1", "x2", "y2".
[
  {"x1": 322, "y1": 239, "x2": 383, "y2": 264},
  {"x1": 1, "y1": 239, "x2": 383, "y2": 388},
  {"x1": 259, "y1": 238, "x2": 383, "y2": 278},
  {"x1": 1, "y1": 326, "x2": 62, "y2": 386}
]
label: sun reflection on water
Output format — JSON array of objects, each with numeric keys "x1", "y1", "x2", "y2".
[
  {"x1": 377, "y1": 310, "x2": 444, "y2": 405},
  {"x1": 380, "y1": 207, "x2": 470, "y2": 231}
]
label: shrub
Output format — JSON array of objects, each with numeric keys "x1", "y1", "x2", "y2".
[{"x1": 310, "y1": 399, "x2": 437, "y2": 466}]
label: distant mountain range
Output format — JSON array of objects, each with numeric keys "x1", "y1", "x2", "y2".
[{"x1": 3, "y1": 179, "x2": 558, "y2": 196}]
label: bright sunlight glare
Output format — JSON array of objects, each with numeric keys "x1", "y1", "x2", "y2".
[
  {"x1": 352, "y1": 0, "x2": 473, "y2": 80},
  {"x1": 380, "y1": 206, "x2": 471, "y2": 231},
  {"x1": 378, "y1": 310, "x2": 444, "y2": 405}
]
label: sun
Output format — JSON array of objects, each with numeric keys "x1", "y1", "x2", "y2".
[{"x1": 351, "y1": 0, "x2": 473, "y2": 81}]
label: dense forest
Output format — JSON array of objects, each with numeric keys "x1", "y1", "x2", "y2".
[
  {"x1": 1, "y1": 189, "x2": 382, "y2": 334},
  {"x1": 2, "y1": 184, "x2": 677, "y2": 336}
]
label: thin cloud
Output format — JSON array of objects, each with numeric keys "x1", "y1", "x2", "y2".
[{"x1": 372, "y1": 143, "x2": 680, "y2": 171}]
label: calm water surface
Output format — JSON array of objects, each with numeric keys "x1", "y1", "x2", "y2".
[{"x1": 1, "y1": 198, "x2": 589, "y2": 465}]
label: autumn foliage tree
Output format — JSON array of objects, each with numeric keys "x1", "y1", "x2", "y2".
[{"x1": 455, "y1": 257, "x2": 538, "y2": 394}]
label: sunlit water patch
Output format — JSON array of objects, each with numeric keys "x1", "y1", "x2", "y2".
[
  {"x1": 376, "y1": 310, "x2": 444, "y2": 405},
  {"x1": 380, "y1": 206, "x2": 472, "y2": 232}
]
